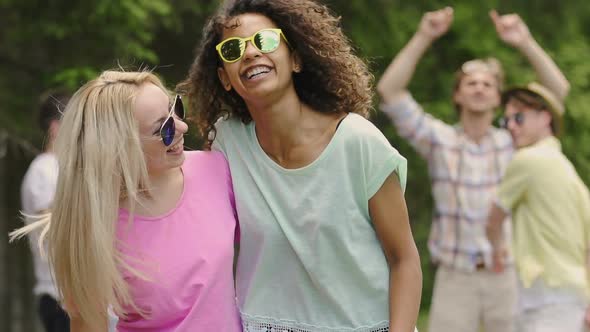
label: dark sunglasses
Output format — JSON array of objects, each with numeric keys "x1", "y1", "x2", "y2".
[
  {"x1": 215, "y1": 28, "x2": 290, "y2": 63},
  {"x1": 498, "y1": 112, "x2": 525, "y2": 129},
  {"x1": 159, "y1": 95, "x2": 185, "y2": 146}
]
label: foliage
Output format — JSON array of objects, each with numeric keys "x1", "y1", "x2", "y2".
[
  {"x1": 0, "y1": 0, "x2": 216, "y2": 144},
  {"x1": 329, "y1": 0, "x2": 590, "y2": 310},
  {"x1": 1, "y1": 0, "x2": 589, "y2": 316}
]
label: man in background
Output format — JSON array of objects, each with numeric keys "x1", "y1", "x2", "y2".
[
  {"x1": 377, "y1": 7, "x2": 569, "y2": 332},
  {"x1": 21, "y1": 91, "x2": 70, "y2": 332},
  {"x1": 487, "y1": 82, "x2": 589, "y2": 332}
]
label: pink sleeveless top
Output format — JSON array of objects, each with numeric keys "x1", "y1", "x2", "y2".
[{"x1": 116, "y1": 151, "x2": 241, "y2": 332}]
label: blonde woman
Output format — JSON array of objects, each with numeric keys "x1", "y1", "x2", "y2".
[{"x1": 12, "y1": 71, "x2": 241, "y2": 332}]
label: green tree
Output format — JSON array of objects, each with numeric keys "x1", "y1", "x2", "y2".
[
  {"x1": 0, "y1": 0, "x2": 217, "y2": 141},
  {"x1": 1, "y1": 1, "x2": 589, "y2": 329},
  {"x1": 328, "y1": 0, "x2": 590, "y2": 313}
]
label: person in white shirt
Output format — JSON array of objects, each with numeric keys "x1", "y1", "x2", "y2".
[
  {"x1": 21, "y1": 91, "x2": 120, "y2": 332},
  {"x1": 21, "y1": 91, "x2": 70, "y2": 332}
]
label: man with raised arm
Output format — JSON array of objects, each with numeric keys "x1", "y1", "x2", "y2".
[{"x1": 377, "y1": 7, "x2": 569, "y2": 332}]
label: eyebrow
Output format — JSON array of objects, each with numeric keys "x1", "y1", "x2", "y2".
[{"x1": 153, "y1": 116, "x2": 167, "y2": 126}]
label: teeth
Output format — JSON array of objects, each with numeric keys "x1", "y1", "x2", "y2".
[{"x1": 246, "y1": 66, "x2": 270, "y2": 79}]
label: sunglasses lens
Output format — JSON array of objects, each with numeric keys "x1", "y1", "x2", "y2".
[
  {"x1": 174, "y1": 95, "x2": 184, "y2": 119},
  {"x1": 499, "y1": 113, "x2": 525, "y2": 129},
  {"x1": 254, "y1": 30, "x2": 281, "y2": 53},
  {"x1": 220, "y1": 39, "x2": 244, "y2": 62},
  {"x1": 161, "y1": 117, "x2": 175, "y2": 146}
]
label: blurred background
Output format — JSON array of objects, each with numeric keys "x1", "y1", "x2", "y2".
[{"x1": 1, "y1": 0, "x2": 589, "y2": 331}]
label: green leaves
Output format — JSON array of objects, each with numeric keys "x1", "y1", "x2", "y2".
[
  {"x1": 328, "y1": 0, "x2": 590, "y2": 312},
  {"x1": 1, "y1": 0, "x2": 589, "y2": 321},
  {"x1": 0, "y1": 0, "x2": 183, "y2": 137}
]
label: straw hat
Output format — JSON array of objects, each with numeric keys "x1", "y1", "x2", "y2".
[{"x1": 502, "y1": 82, "x2": 565, "y2": 133}]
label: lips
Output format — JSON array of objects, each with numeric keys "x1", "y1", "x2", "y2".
[
  {"x1": 242, "y1": 65, "x2": 272, "y2": 80},
  {"x1": 166, "y1": 140, "x2": 183, "y2": 154}
]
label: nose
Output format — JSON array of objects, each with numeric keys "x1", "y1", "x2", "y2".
[
  {"x1": 473, "y1": 81, "x2": 487, "y2": 92},
  {"x1": 174, "y1": 117, "x2": 189, "y2": 135},
  {"x1": 506, "y1": 116, "x2": 519, "y2": 132},
  {"x1": 242, "y1": 40, "x2": 261, "y2": 61}
]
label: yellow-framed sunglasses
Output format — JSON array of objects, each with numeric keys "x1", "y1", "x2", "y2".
[{"x1": 215, "y1": 28, "x2": 291, "y2": 63}]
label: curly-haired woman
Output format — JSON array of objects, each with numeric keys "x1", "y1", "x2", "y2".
[{"x1": 179, "y1": 0, "x2": 422, "y2": 331}]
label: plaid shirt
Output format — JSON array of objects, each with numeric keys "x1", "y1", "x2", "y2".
[{"x1": 381, "y1": 95, "x2": 514, "y2": 271}]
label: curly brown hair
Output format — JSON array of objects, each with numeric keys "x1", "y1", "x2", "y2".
[{"x1": 177, "y1": 0, "x2": 374, "y2": 148}]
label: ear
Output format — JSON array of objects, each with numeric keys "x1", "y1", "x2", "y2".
[
  {"x1": 291, "y1": 52, "x2": 302, "y2": 73},
  {"x1": 540, "y1": 110, "x2": 553, "y2": 127},
  {"x1": 217, "y1": 67, "x2": 232, "y2": 91}
]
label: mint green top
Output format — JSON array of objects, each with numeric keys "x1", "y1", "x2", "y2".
[{"x1": 213, "y1": 113, "x2": 407, "y2": 331}]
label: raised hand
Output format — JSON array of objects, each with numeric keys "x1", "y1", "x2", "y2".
[
  {"x1": 417, "y1": 7, "x2": 454, "y2": 41},
  {"x1": 490, "y1": 10, "x2": 532, "y2": 49}
]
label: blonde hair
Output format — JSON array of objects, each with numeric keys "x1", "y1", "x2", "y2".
[
  {"x1": 11, "y1": 70, "x2": 169, "y2": 331},
  {"x1": 453, "y1": 57, "x2": 504, "y2": 113}
]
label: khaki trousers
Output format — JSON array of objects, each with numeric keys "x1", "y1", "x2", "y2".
[
  {"x1": 428, "y1": 265, "x2": 517, "y2": 332},
  {"x1": 518, "y1": 302, "x2": 588, "y2": 332}
]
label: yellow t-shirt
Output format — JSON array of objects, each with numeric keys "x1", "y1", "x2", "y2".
[{"x1": 497, "y1": 136, "x2": 590, "y2": 297}]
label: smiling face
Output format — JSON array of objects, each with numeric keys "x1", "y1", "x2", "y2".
[
  {"x1": 453, "y1": 70, "x2": 501, "y2": 114},
  {"x1": 216, "y1": 13, "x2": 300, "y2": 105},
  {"x1": 133, "y1": 83, "x2": 188, "y2": 174},
  {"x1": 503, "y1": 97, "x2": 552, "y2": 148}
]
